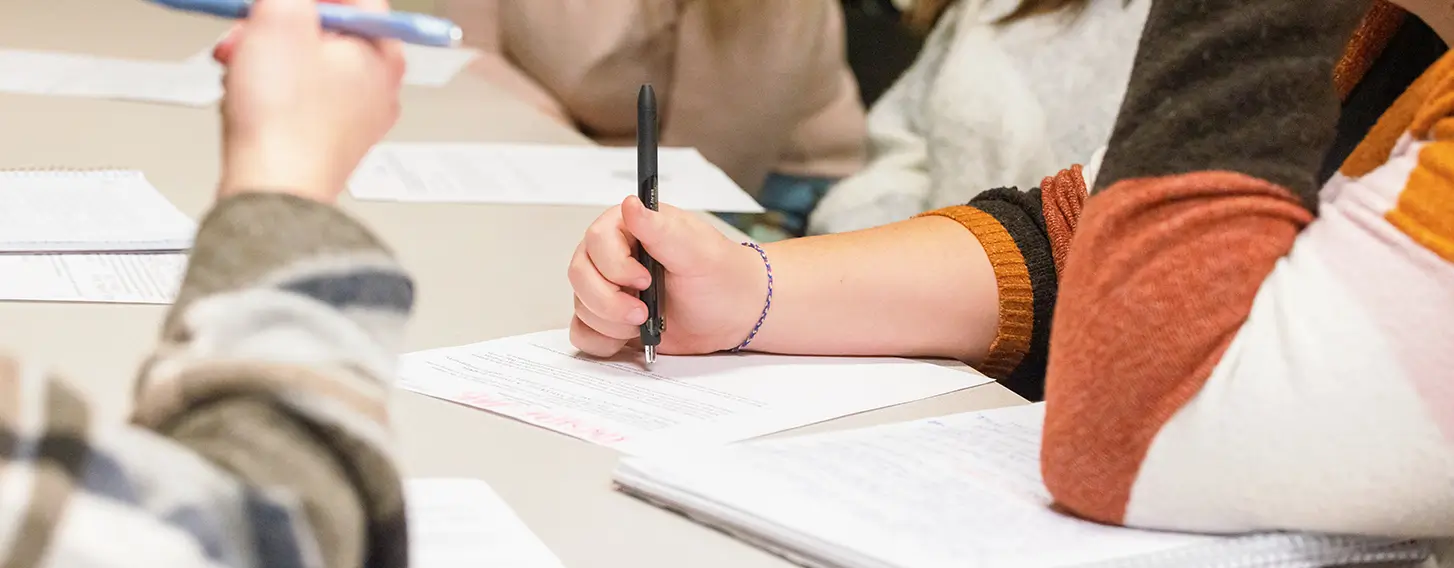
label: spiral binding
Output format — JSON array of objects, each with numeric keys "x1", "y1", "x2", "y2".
[{"x1": 1077, "y1": 534, "x2": 1432, "y2": 568}]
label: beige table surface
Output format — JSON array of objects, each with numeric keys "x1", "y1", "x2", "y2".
[{"x1": 0, "y1": 1, "x2": 1027, "y2": 566}]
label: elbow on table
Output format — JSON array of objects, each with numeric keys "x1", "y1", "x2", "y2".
[{"x1": 1037, "y1": 386, "x2": 1454, "y2": 538}]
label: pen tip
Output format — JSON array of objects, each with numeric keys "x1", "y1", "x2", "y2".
[
  {"x1": 645, "y1": 346, "x2": 656, "y2": 365},
  {"x1": 449, "y1": 25, "x2": 463, "y2": 47}
]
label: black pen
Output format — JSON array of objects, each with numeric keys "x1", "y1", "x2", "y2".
[{"x1": 636, "y1": 85, "x2": 664, "y2": 365}]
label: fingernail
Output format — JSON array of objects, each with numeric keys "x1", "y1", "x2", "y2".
[{"x1": 628, "y1": 307, "x2": 647, "y2": 324}]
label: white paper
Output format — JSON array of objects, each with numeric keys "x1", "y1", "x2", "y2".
[
  {"x1": 0, "y1": 49, "x2": 222, "y2": 107},
  {"x1": 398, "y1": 330, "x2": 989, "y2": 454},
  {"x1": 0, "y1": 170, "x2": 195, "y2": 253},
  {"x1": 0, "y1": 253, "x2": 185, "y2": 304},
  {"x1": 183, "y1": 43, "x2": 478, "y2": 87},
  {"x1": 617, "y1": 404, "x2": 1221, "y2": 568},
  {"x1": 401, "y1": 44, "x2": 481, "y2": 87},
  {"x1": 348, "y1": 143, "x2": 766, "y2": 213},
  {"x1": 406, "y1": 479, "x2": 564, "y2": 568}
]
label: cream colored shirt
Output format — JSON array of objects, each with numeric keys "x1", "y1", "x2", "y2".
[
  {"x1": 809, "y1": 0, "x2": 1149, "y2": 234},
  {"x1": 441, "y1": 0, "x2": 868, "y2": 194}
]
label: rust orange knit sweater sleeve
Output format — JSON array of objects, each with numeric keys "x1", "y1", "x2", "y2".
[{"x1": 1040, "y1": 0, "x2": 1366, "y2": 525}]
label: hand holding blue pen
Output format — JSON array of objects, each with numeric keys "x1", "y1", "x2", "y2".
[{"x1": 145, "y1": 0, "x2": 462, "y2": 47}]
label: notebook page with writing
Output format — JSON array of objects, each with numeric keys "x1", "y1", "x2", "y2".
[
  {"x1": 397, "y1": 330, "x2": 989, "y2": 455},
  {"x1": 0, "y1": 170, "x2": 195, "y2": 253},
  {"x1": 615, "y1": 404, "x2": 1430, "y2": 568}
]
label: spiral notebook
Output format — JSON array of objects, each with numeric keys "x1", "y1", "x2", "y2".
[
  {"x1": 0, "y1": 169, "x2": 195, "y2": 253},
  {"x1": 614, "y1": 404, "x2": 1433, "y2": 568}
]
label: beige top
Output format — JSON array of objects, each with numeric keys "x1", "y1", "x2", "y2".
[{"x1": 440, "y1": 0, "x2": 868, "y2": 194}]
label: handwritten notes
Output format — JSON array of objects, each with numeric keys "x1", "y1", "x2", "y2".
[
  {"x1": 398, "y1": 330, "x2": 990, "y2": 454},
  {"x1": 0, "y1": 49, "x2": 221, "y2": 107},
  {"x1": 347, "y1": 143, "x2": 765, "y2": 213},
  {"x1": 406, "y1": 479, "x2": 563, "y2": 568}
]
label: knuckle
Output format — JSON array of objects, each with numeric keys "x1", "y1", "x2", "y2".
[
  {"x1": 566, "y1": 256, "x2": 588, "y2": 288},
  {"x1": 585, "y1": 220, "x2": 615, "y2": 244}
]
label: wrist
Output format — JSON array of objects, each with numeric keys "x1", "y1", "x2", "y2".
[
  {"x1": 723, "y1": 241, "x2": 773, "y2": 352},
  {"x1": 220, "y1": 140, "x2": 340, "y2": 203}
]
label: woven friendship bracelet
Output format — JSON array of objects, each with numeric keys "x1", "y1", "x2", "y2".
[{"x1": 731, "y1": 242, "x2": 773, "y2": 353}]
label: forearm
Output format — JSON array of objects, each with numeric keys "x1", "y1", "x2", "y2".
[
  {"x1": 132, "y1": 193, "x2": 414, "y2": 568},
  {"x1": 748, "y1": 216, "x2": 999, "y2": 363},
  {"x1": 748, "y1": 166, "x2": 1088, "y2": 401}
]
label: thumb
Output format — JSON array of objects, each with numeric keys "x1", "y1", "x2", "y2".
[
  {"x1": 248, "y1": 0, "x2": 320, "y2": 35},
  {"x1": 621, "y1": 196, "x2": 707, "y2": 272}
]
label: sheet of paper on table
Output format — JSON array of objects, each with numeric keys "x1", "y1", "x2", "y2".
[
  {"x1": 0, "y1": 170, "x2": 195, "y2": 253},
  {"x1": 406, "y1": 479, "x2": 564, "y2": 568},
  {"x1": 183, "y1": 43, "x2": 479, "y2": 87},
  {"x1": 348, "y1": 143, "x2": 766, "y2": 213},
  {"x1": 0, "y1": 253, "x2": 186, "y2": 304},
  {"x1": 0, "y1": 49, "x2": 222, "y2": 107},
  {"x1": 400, "y1": 44, "x2": 482, "y2": 87},
  {"x1": 398, "y1": 330, "x2": 991, "y2": 455}
]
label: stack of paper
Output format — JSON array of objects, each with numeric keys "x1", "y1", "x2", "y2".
[
  {"x1": 0, "y1": 170, "x2": 191, "y2": 304},
  {"x1": 397, "y1": 330, "x2": 990, "y2": 454},
  {"x1": 348, "y1": 143, "x2": 765, "y2": 213},
  {"x1": 0, "y1": 49, "x2": 222, "y2": 107},
  {"x1": 405, "y1": 479, "x2": 564, "y2": 568}
]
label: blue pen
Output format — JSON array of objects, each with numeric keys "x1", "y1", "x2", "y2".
[{"x1": 145, "y1": 0, "x2": 463, "y2": 48}]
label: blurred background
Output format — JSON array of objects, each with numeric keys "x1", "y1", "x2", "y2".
[{"x1": 391, "y1": 0, "x2": 921, "y2": 108}]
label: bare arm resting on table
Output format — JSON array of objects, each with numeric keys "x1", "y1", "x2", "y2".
[
  {"x1": 0, "y1": 194, "x2": 414, "y2": 568},
  {"x1": 568, "y1": 163, "x2": 1088, "y2": 401}
]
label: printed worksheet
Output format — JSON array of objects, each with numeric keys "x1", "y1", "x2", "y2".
[
  {"x1": 398, "y1": 330, "x2": 990, "y2": 455},
  {"x1": 0, "y1": 170, "x2": 195, "y2": 253},
  {"x1": 0, "y1": 253, "x2": 186, "y2": 304},
  {"x1": 348, "y1": 143, "x2": 765, "y2": 213},
  {"x1": 406, "y1": 479, "x2": 564, "y2": 568},
  {"x1": 0, "y1": 49, "x2": 222, "y2": 107}
]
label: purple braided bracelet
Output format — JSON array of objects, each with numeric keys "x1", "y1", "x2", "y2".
[{"x1": 731, "y1": 242, "x2": 773, "y2": 353}]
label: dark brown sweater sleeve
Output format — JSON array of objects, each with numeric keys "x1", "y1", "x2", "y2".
[{"x1": 918, "y1": 167, "x2": 1088, "y2": 401}]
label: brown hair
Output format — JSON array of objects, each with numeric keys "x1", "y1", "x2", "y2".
[{"x1": 906, "y1": 0, "x2": 1095, "y2": 34}]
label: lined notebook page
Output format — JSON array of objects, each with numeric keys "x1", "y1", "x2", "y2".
[
  {"x1": 0, "y1": 170, "x2": 196, "y2": 253},
  {"x1": 618, "y1": 405, "x2": 1222, "y2": 568},
  {"x1": 618, "y1": 405, "x2": 1429, "y2": 567}
]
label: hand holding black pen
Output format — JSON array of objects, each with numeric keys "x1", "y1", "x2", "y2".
[{"x1": 636, "y1": 85, "x2": 665, "y2": 365}]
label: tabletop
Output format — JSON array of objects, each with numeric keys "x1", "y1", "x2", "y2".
[{"x1": 0, "y1": 1, "x2": 1027, "y2": 566}]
